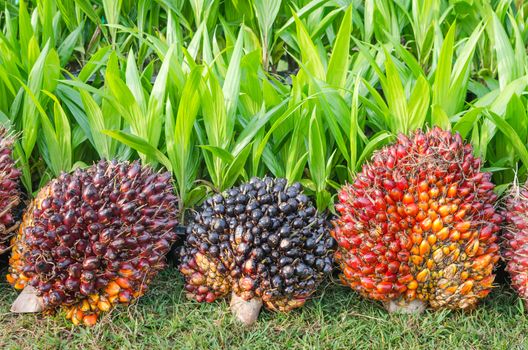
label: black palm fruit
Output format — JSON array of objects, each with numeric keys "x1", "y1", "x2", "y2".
[{"x1": 179, "y1": 177, "x2": 335, "y2": 323}]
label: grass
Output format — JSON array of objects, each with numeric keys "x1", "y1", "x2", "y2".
[{"x1": 0, "y1": 266, "x2": 526, "y2": 350}]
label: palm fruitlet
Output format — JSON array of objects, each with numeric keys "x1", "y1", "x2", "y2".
[
  {"x1": 0, "y1": 126, "x2": 22, "y2": 252},
  {"x1": 7, "y1": 160, "x2": 179, "y2": 325},
  {"x1": 179, "y1": 177, "x2": 335, "y2": 325},
  {"x1": 332, "y1": 128, "x2": 502, "y2": 312},
  {"x1": 502, "y1": 182, "x2": 528, "y2": 307}
]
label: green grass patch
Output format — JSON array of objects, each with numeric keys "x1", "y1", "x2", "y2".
[{"x1": 0, "y1": 267, "x2": 526, "y2": 350}]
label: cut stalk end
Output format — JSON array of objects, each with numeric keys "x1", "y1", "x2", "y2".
[
  {"x1": 230, "y1": 292, "x2": 263, "y2": 326},
  {"x1": 383, "y1": 299, "x2": 426, "y2": 314},
  {"x1": 11, "y1": 285, "x2": 45, "y2": 313}
]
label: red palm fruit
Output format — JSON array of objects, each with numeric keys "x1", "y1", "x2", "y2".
[
  {"x1": 0, "y1": 127, "x2": 22, "y2": 252},
  {"x1": 7, "y1": 160, "x2": 179, "y2": 325},
  {"x1": 502, "y1": 181, "x2": 528, "y2": 307},
  {"x1": 332, "y1": 128, "x2": 502, "y2": 312}
]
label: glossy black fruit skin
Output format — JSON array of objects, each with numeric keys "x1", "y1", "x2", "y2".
[{"x1": 179, "y1": 177, "x2": 335, "y2": 311}]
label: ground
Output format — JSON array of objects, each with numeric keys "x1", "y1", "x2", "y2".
[{"x1": 0, "y1": 267, "x2": 526, "y2": 350}]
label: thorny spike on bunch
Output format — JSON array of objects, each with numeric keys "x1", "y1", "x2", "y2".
[
  {"x1": 7, "y1": 160, "x2": 179, "y2": 326},
  {"x1": 332, "y1": 127, "x2": 502, "y2": 311},
  {"x1": 0, "y1": 126, "x2": 22, "y2": 252},
  {"x1": 502, "y1": 180, "x2": 528, "y2": 307},
  {"x1": 179, "y1": 177, "x2": 335, "y2": 323}
]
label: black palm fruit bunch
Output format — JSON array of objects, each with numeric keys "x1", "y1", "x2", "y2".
[
  {"x1": 7, "y1": 160, "x2": 179, "y2": 326},
  {"x1": 0, "y1": 126, "x2": 22, "y2": 252},
  {"x1": 179, "y1": 177, "x2": 335, "y2": 325}
]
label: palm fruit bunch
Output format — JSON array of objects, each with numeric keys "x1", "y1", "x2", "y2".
[
  {"x1": 502, "y1": 182, "x2": 528, "y2": 307},
  {"x1": 0, "y1": 126, "x2": 22, "y2": 252},
  {"x1": 332, "y1": 127, "x2": 502, "y2": 311},
  {"x1": 7, "y1": 160, "x2": 179, "y2": 326},
  {"x1": 179, "y1": 177, "x2": 334, "y2": 323}
]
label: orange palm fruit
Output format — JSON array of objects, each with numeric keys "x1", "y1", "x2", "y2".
[{"x1": 332, "y1": 128, "x2": 502, "y2": 312}]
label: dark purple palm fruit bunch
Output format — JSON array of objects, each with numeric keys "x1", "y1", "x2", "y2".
[
  {"x1": 179, "y1": 177, "x2": 335, "y2": 325},
  {"x1": 8, "y1": 160, "x2": 179, "y2": 326},
  {"x1": 0, "y1": 126, "x2": 22, "y2": 252},
  {"x1": 502, "y1": 180, "x2": 528, "y2": 307}
]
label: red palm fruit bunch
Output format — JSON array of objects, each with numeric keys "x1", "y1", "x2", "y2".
[
  {"x1": 7, "y1": 160, "x2": 179, "y2": 326},
  {"x1": 502, "y1": 182, "x2": 528, "y2": 307},
  {"x1": 179, "y1": 177, "x2": 335, "y2": 324},
  {"x1": 0, "y1": 126, "x2": 22, "y2": 252},
  {"x1": 332, "y1": 127, "x2": 502, "y2": 312}
]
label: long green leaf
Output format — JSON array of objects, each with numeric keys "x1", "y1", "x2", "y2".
[
  {"x1": 486, "y1": 112, "x2": 528, "y2": 168},
  {"x1": 327, "y1": 6, "x2": 352, "y2": 90},
  {"x1": 102, "y1": 130, "x2": 172, "y2": 171}
]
